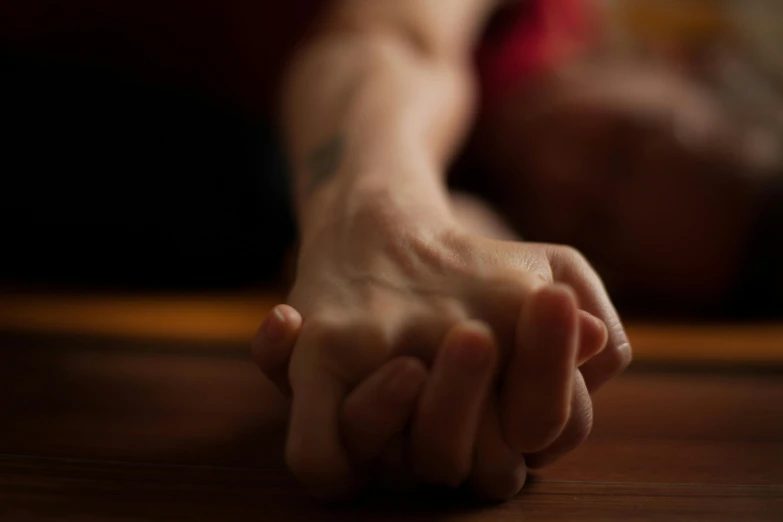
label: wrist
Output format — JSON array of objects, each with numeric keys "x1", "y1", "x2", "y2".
[
  {"x1": 297, "y1": 169, "x2": 455, "y2": 249},
  {"x1": 295, "y1": 188, "x2": 467, "y2": 290}
]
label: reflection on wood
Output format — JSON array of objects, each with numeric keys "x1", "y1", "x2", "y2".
[
  {"x1": 0, "y1": 330, "x2": 781, "y2": 520},
  {"x1": 0, "y1": 292, "x2": 781, "y2": 364}
]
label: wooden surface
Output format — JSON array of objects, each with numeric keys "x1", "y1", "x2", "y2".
[
  {"x1": 0, "y1": 294, "x2": 782, "y2": 521},
  {"x1": 1, "y1": 292, "x2": 782, "y2": 365}
]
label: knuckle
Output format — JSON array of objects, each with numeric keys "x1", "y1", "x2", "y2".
[
  {"x1": 426, "y1": 299, "x2": 468, "y2": 327},
  {"x1": 298, "y1": 315, "x2": 392, "y2": 384},
  {"x1": 513, "y1": 270, "x2": 550, "y2": 292},
  {"x1": 548, "y1": 244, "x2": 590, "y2": 274},
  {"x1": 561, "y1": 244, "x2": 588, "y2": 266},
  {"x1": 302, "y1": 315, "x2": 345, "y2": 348}
]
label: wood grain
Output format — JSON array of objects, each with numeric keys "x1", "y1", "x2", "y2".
[{"x1": 0, "y1": 327, "x2": 781, "y2": 521}]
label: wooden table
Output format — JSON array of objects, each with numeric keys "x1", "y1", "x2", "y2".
[{"x1": 0, "y1": 293, "x2": 782, "y2": 521}]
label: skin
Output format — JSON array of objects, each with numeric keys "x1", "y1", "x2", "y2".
[
  {"x1": 253, "y1": 0, "x2": 631, "y2": 501},
  {"x1": 1, "y1": 0, "x2": 631, "y2": 499},
  {"x1": 11, "y1": 0, "x2": 770, "y2": 501}
]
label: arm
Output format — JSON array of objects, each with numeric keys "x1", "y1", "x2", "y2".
[
  {"x1": 282, "y1": 0, "x2": 496, "y2": 241},
  {"x1": 273, "y1": 0, "x2": 631, "y2": 501}
]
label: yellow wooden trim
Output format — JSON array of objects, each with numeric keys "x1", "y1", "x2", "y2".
[
  {"x1": 626, "y1": 323, "x2": 783, "y2": 365},
  {"x1": 0, "y1": 293, "x2": 781, "y2": 364},
  {"x1": 0, "y1": 293, "x2": 277, "y2": 343},
  {"x1": 614, "y1": 1, "x2": 732, "y2": 43}
]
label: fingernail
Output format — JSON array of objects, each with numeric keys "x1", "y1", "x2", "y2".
[
  {"x1": 263, "y1": 307, "x2": 287, "y2": 343},
  {"x1": 384, "y1": 361, "x2": 423, "y2": 402}
]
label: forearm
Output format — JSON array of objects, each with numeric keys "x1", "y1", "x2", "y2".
[{"x1": 281, "y1": 7, "x2": 484, "y2": 242}]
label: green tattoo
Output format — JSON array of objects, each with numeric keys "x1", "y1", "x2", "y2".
[{"x1": 306, "y1": 135, "x2": 345, "y2": 194}]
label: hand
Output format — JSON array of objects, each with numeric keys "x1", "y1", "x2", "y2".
[
  {"x1": 254, "y1": 283, "x2": 608, "y2": 499},
  {"x1": 252, "y1": 214, "x2": 631, "y2": 499}
]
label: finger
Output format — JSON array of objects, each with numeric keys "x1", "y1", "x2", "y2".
[
  {"x1": 287, "y1": 348, "x2": 357, "y2": 500},
  {"x1": 250, "y1": 304, "x2": 301, "y2": 395},
  {"x1": 525, "y1": 370, "x2": 593, "y2": 469},
  {"x1": 550, "y1": 248, "x2": 633, "y2": 393},
  {"x1": 410, "y1": 321, "x2": 497, "y2": 488},
  {"x1": 341, "y1": 357, "x2": 427, "y2": 468},
  {"x1": 502, "y1": 284, "x2": 579, "y2": 454},
  {"x1": 577, "y1": 310, "x2": 608, "y2": 365},
  {"x1": 469, "y1": 399, "x2": 527, "y2": 501}
]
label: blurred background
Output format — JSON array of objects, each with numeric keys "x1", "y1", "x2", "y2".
[
  {"x1": 604, "y1": 0, "x2": 783, "y2": 159},
  {"x1": 602, "y1": 0, "x2": 783, "y2": 318},
  {"x1": 472, "y1": 0, "x2": 783, "y2": 319},
  {"x1": 0, "y1": 0, "x2": 781, "y2": 330},
  {"x1": 0, "y1": 6, "x2": 780, "y2": 518}
]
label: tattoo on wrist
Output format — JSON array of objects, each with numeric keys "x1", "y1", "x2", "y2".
[{"x1": 306, "y1": 135, "x2": 345, "y2": 194}]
